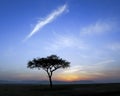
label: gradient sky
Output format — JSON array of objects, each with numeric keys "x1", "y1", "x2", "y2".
[{"x1": 0, "y1": 0, "x2": 120, "y2": 82}]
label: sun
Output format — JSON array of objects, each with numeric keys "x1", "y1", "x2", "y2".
[
  {"x1": 55, "y1": 72, "x2": 82, "y2": 81},
  {"x1": 59, "y1": 74, "x2": 80, "y2": 81},
  {"x1": 54, "y1": 65, "x2": 94, "y2": 81},
  {"x1": 55, "y1": 68, "x2": 92, "y2": 81}
]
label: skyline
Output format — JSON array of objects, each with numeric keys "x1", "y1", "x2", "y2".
[{"x1": 0, "y1": 0, "x2": 120, "y2": 83}]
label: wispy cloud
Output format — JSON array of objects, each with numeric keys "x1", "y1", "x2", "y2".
[
  {"x1": 45, "y1": 35, "x2": 76, "y2": 51},
  {"x1": 24, "y1": 4, "x2": 67, "y2": 41},
  {"x1": 45, "y1": 34, "x2": 87, "y2": 51},
  {"x1": 62, "y1": 59, "x2": 115, "y2": 75},
  {"x1": 95, "y1": 59, "x2": 115, "y2": 65},
  {"x1": 82, "y1": 59, "x2": 116, "y2": 76},
  {"x1": 80, "y1": 20, "x2": 116, "y2": 35},
  {"x1": 63, "y1": 66, "x2": 82, "y2": 73}
]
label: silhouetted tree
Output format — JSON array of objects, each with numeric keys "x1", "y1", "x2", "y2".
[{"x1": 27, "y1": 55, "x2": 70, "y2": 88}]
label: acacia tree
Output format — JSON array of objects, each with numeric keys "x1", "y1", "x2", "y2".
[{"x1": 27, "y1": 55, "x2": 70, "y2": 88}]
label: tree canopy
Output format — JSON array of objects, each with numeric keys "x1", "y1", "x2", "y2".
[{"x1": 27, "y1": 55, "x2": 70, "y2": 88}]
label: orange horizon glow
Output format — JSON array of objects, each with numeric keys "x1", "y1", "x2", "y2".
[{"x1": 54, "y1": 73, "x2": 92, "y2": 82}]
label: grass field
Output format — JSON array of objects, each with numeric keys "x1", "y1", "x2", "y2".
[{"x1": 0, "y1": 83, "x2": 120, "y2": 96}]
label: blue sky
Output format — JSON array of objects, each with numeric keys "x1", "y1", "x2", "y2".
[{"x1": 0, "y1": 0, "x2": 120, "y2": 82}]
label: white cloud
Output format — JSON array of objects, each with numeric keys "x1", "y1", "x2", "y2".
[
  {"x1": 45, "y1": 35, "x2": 75, "y2": 51},
  {"x1": 69, "y1": 59, "x2": 115, "y2": 75},
  {"x1": 83, "y1": 59, "x2": 116, "y2": 75},
  {"x1": 24, "y1": 4, "x2": 67, "y2": 41},
  {"x1": 95, "y1": 59, "x2": 115, "y2": 65},
  {"x1": 45, "y1": 34, "x2": 87, "y2": 51},
  {"x1": 63, "y1": 66, "x2": 82, "y2": 73},
  {"x1": 80, "y1": 20, "x2": 116, "y2": 35}
]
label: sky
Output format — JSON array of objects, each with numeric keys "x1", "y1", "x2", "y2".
[{"x1": 0, "y1": 0, "x2": 120, "y2": 83}]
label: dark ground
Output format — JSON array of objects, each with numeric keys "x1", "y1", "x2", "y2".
[{"x1": 0, "y1": 83, "x2": 120, "y2": 96}]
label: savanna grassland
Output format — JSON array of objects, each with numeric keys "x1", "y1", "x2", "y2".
[{"x1": 0, "y1": 83, "x2": 120, "y2": 96}]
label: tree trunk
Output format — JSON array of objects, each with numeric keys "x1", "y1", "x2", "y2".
[{"x1": 49, "y1": 76, "x2": 52, "y2": 88}]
